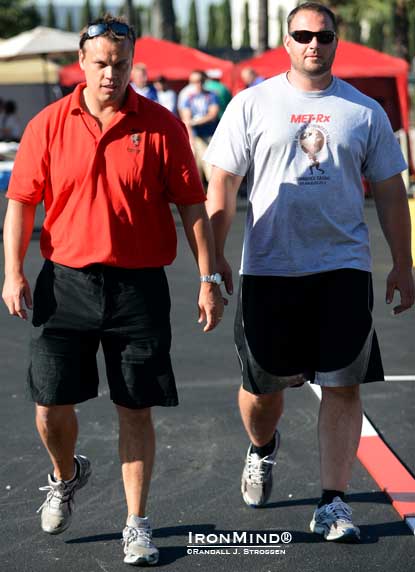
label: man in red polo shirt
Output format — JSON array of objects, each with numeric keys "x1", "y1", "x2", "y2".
[{"x1": 2, "y1": 15, "x2": 223, "y2": 567}]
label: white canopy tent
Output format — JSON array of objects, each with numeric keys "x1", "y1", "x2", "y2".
[
  {"x1": 0, "y1": 27, "x2": 79, "y2": 104},
  {"x1": 0, "y1": 58, "x2": 59, "y2": 85},
  {"x1": 0, "y1": 26, "x2": 79, "y2": 60}
]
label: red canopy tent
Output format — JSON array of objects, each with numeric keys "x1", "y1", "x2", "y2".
[
  {"x1": 235, "y1": 40, "x2": 410, "y2": 132},
  {"x1": 59, "y1": 36, "x2": 235, "y2": 91}
]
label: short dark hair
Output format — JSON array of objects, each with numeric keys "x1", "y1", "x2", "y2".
[
  {"x1": 4, "y1": 100, "x2": 16, "y2": 114},
  {"x1": 287, "y1": 2, "x2": 337, "y2": 32},
  {"x1": 79, "y1": 14, "x2": 136, "y2": 51},
  {"x1": 190, "y1": 70, "x2": 207, "y2": 82}
]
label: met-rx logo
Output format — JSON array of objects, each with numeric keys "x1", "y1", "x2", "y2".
[{"x1": 291, "y1": 114, "x2": 330, "y2": 123}]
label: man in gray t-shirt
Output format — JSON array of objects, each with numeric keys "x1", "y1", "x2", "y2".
[{"x1": 205, "y1": 1, "x2": 414, "y2": 542}]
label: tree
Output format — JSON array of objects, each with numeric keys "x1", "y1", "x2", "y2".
[
  {"x1": 187, "y1": 0, "x2": 199, "y2": 48},
  {"x1": 134, "y1": 6, "x2": 143, "y2": 38},
  {"x1": 153, "y1": 0, "x2": 178, "y2": 42},
  {"x1": 241, "y1": 1, "x2": 251, "y2": 48},
  {"x1": 409, "y1": 1, "x2": 415, "y2": 63},
  {"x1": 97, "y1": 0, "x2": 107, "y2": 18},
  {"x1": 392, "y1": 0, "x2": 410, "y2": 61},
  {"x1": 46, "y1": 0, "x2": 57, "y2": 28},
  {"x1": 221, "y1": 0, "x2": 232, "y2": 47},
  {"x1": 207, "y1": 4, "x2": 219, "y2": 48},
  {"x1": 277, "y1": 5, "x2": 285, "y2": 46},
  {"x1": 164, "y1": 0, "x2": 179, "y2": 42},
  {"x1": 257, "y1": 0, "x2": 268, "y2": 53},
  {"x1": 367, "y1": 19, "x2": 385, "y2": 51},
  {"x1": 0, "y1": 0, "x2": 41, "y2": 38},
  {"x1": 329, "y1": 0, "x2": 390, "y2": 42},
  {"x1": 80, "y1": 0, "x2": 93, "y2": 27},
  {"x1": 65, "y1": 9, "x2": 74, "y2": 32},
  {"x1": 124, "y1": 0, "x2": 133, "y2": 24}
]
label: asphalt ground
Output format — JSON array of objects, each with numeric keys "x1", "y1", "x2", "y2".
[{"x1": 0, "y1": 197, "x2": 414, "y2": 572}]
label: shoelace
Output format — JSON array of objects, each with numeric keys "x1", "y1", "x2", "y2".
[
  {"x1": 323, "y1": 499, "x2": 353, "y2": 524},
  {"x1": 246, "y1": 453, "x2": 276, "y2": 486},
  {"x1": 123, "y1": 525, "x2": 153, "y2": 548},
  {"x1": 36, "y1": 482, "x2": 75, "y2": 514}
]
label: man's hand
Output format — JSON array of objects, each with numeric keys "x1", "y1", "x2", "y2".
[
  {"x1": 216, "y1": 254, "x2": 233, "y2": 296},
  {"x1": 198, "y1": 282, "x2": 225, "y2": 332},
  {"x1": 386, "y1": 266, "x2": 415, "y2": 315},
  {"x1": 2, "y1": 272, "x2": 32, "y2": 320}
]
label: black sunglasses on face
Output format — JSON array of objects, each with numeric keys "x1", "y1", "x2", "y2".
[{"x1": 289, "y1": 30, "x2": 336, "y2": 45}]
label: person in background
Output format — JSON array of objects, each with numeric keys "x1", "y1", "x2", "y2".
[
  {"x1": 0, "y1": 98, "x2": 5, "y2": 128},
  {"x1": 2, "y1": 14, "x2": 223, "y2": 567},
  {"x1": 205, "y1": 1, "x2": 414, "y2": 543},
  {"x1": 153, "y1": 75, "x2": 177, "y2": 114},
  {"x1": 180, "y1": 70, "x2": 220, "y2": 184},
  {"x1": 240, "y1": 66, "x2": 264, "y2": 88},
  {"x1": 1, "y1": 100, "x2": 21, "y2": 141},
  {"x1": 177, "y1": 80, "x2": 196, "y2": 113},
  {"x1": 130, "y1": 62, "x2": 158, "y2": 101},
  {"x1": 204, "y1": 72, "x2": 232, "y2": 119}
]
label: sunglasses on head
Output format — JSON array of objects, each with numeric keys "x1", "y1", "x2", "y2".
[
  {"x1": 289, "y1": 30, "x2": 336, "y2": 45},
  {"x1": 86, "y1": 22, "x2": 131, "y2": 39}
]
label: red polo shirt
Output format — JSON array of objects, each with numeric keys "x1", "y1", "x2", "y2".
[{"x1": 7, "y1": 84, "x2": 206, "y2": 268}]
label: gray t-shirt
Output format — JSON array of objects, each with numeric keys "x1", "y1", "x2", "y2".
[{"x1": 204, "y1": 73, "x2": 407, "y2": 276}]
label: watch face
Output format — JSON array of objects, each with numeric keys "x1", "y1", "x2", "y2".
[{"x1": 200, "y1": 274, "x2": 222, "y2": 284}]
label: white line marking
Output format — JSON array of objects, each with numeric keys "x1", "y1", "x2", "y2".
[
  {"x1": 405, "y1": 517, "x2": 415, "y2": 535},
  {"x1": 361, "y1": 415, "x2": 378, "y2": 437},
  {"x1": 307, "y1": 381, "x2": 414, "y2": 535},
  {"x1": 307, "y1": 383, "x2": 377, "y2": 436},
  {"x1": 94, "y1": 559, "x2": 111, "y2": 572},
  {"x1": 385, "y1": 376, "x2": 415, "y2": 382}
]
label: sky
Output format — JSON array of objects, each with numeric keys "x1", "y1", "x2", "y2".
[{"x1": 34, "y1": 0, "x2": 210, "y2": 29}]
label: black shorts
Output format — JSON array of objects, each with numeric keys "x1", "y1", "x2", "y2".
[
  {"x1": 28, "y1": 260, "x2": 178, "y2": 409},
  {"x1": 234, "y1": 269, "x2": 384, "y2": 394}
]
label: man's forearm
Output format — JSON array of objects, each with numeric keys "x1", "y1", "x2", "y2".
[
  {"x1": 190, "y1": 107, "x2": 219, "y2": 127},
  {"x1": 4, "y1": 199, "x2": 36, "y2": 276},
  {"x1": 206, "y1": 167, "x2": 242, "y2": 258},
  {"x1": 176, "y1": 203, "x2": 217, "y2": 275}
]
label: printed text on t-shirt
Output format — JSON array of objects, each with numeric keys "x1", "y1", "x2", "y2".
[{"x1": 291, "y1": 114, "x2": 330, "y2": 123}]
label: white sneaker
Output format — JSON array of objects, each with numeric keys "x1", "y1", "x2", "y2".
[
  {"x1": 241, "y1": 430, "x2": 280, "y2": 507},
  {"x1": 310, "y1": 497, "x2": 360, "y2": 542},
  {"x1": 37, "y1": 454, "x2": 91, "y2": 534},
  {"x1": 123, "y1": 515, "x2": 159, "y2": 566}
]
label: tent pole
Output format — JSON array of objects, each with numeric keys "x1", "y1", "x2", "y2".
[{"x1": 42, "y1": 53, "x2": 51, "y2": 106}]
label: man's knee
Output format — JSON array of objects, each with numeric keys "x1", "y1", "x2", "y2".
[
  {"x1": 321, "y1": 385, "x2": 360, "y2": 401},
  {"x1": 116, "y1": 404, "x2": 153, "y2": 426},
  {"x1": 35, "y1": 403, "x2": 75, "y2": 424},
  {"x1": 240, "y1": 386, "x2": 284, "y2": 406}
]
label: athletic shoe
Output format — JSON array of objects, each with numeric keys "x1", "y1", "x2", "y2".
[
  {"x1": 123, "y1": 515, "x2": 159, "y2": 566},
  {"x1": 37, "y1": 454, "x2": 91, "y2": 534},
  {"x1": 310, "y1": 496, "x2": 360, "y2": 542},
  {"x1": 241, "y1": 430, "x2": 280, "y2": 507}
]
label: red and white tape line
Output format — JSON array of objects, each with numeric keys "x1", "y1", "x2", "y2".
[{"x1": 308, "y1": 382, "x2": 415, "y2": 535}]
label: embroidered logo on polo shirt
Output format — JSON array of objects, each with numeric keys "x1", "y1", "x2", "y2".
[{"x1": 127, "y1": 130, "x2": 142, "y2": 153}]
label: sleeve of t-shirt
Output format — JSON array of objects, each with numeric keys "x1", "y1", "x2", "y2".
[
  {"x1": 6, "y1": 120, "x2": 48, "y2": 205},
  {"x1": 208, "y1": 93, "x2": 220, "y2": 106},
  {"x1": 362, "y1": 105, "x2": 407, "y2": 182},
  {"x1": 182, "y1": 96, "x2": 191, "y2": 109},
  {"x1": 163, "y1": 118, "x2": 206, "y2": 205},
  {"x1": 203, "y1": 93, "x2": 250, "y2": 176}
]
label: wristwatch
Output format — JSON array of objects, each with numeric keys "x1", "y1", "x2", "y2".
[{"x1": 200, "y1": 273, "x2": 223, "y2": 285}]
